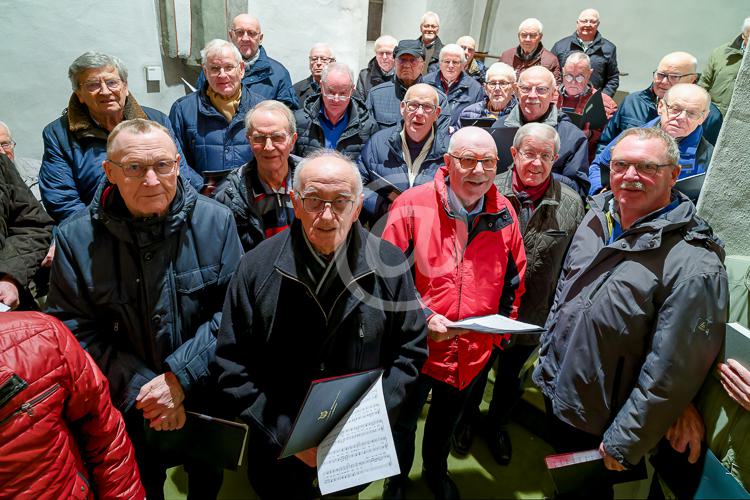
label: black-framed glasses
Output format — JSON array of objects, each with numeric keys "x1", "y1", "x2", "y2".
[
  {"x1": 0, "y1": 140, "x2": 16, "y2": 150},
  {"x1": 107, "y1": 159, "x2": 178, "y2": 178},
  {"x1": 563, "y1": 74, "x2": 586, "y2": 84},
  {"x1": 81, "y1": 78, "x2": 123, "y2": 93},
  {"x1": 610, "y1": 160, "x2": 674, "y2": 176},
  {"x1": 231, "y1": 29, "x2": 260, "y2": 38},
  {"x1": 301, "y1": 196, "x2": 355, "y2": 215},
  {"x1": 309, "y1": 56, "x2": 335, "y2": 63},
  {"x1": 249, "y1": 132, "x2": 290, "y2": 146},
  {"x1": 662, "y1": 100, "x2": 704, "y2": 121},
  {"x1": 206, "y1": 64, "x2": 239, "y2": 76},
  {"x1": 653, "y1": 71, "x2": 696, "y2": 84},
  {"x1": 404, "y1": 101, "x2": 437, "y2": 114},
  {"x1": 450, "y1": 154, "x2": 498, "y2": 172},
  {"x1": 517, "y1": 150, "x2": 555, "y2": 163}
]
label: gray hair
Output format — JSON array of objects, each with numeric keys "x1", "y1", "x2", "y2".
[
  {"x1": 68, "y1": 52, "x2": 128, "y2": 90},
  {"x1": 519, "y1": 18, "x2": 543, "y2": 34},
  {"x1": 374, "y1": 35, "x2": 398, "y2": 52},
  {"x1": 664, "y1": 83, "x2": 711, "y2": 114},
  {"x1": 201, "y1": 39, "x2": 243, "y2": 66},
  {"x1": 439, "y1": 44, "x2": 466, "y2": 64},
  {"x1": 0, "y1": 121, "x2": 10, "y2": 137},
  {"x1": 742, "y1": 17, "x2": 750, "y2": 34},
  {"x1": 245, "y1": 100, "x2": 296, "y2": 135},
  {"x1": 310, "y1": 42, "x2": 335, "y2": 59},
  {"x1": 486, "y1": 62, "x2": 516, "y2": 82},
  {"x1": 320, "y1": 62, "x2": 354, "y2": 88},
  {"x1": 421, "y1": 11, "x2": 440, "y2": 26},
  {"x1": 564, "y1": 51, "x2": 591, "y2": 68},
  {"x1": 612, "y1": 127, "x2": 680, "y2": 166},
  {"x1": 107, "y1": 119, "x2": 175, "y2": 157},
  {"x1": 513, "y1": 123, "x2": 560, "y2": 155},
  {"x1": 403, "y1": 83, "x2": 439, "y2": 106},
  {"x1": 578, "y1": 8, "x2": 600, "y2": 22},
  {"x1": 293, "y1": 149, "x2": 363, "y2": 197}
]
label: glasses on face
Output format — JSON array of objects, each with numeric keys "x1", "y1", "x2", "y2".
[
  {"x1": 577, "y1": 18, "x2": 599, "y2": 25},
  {"x1": 107, "y1": 159, "x2": 178, "y2": 178},
  {"x1": 450, "y1": 154, "x2": 498, "y2": 172},
  {"x1": 519, "y1": 32, "x2": 540, "y2": 40},
  {"x1": 207, "y1": 64, "x2": 239, "y2": 76},
  {"x1": 322, "y1": 87, "x2": 353, "y2": 102},
  {"x1": 563, "y1": 74, "x2": 586, "y2": 84},
  {"x1": 653, "y1": 71, "x2": 696, "y2": 84},
  {"x1": 486, "y1": 80, "x2": 513, "y2": 89},
  {"x1": 0, "y1": 140, "x2": 16, "y2": 151},
  {"x1": 662, "y1": 100, "x2": 704, "y2": 121},
  {"x1": 301, "y1": 196, "x2": 355, "y2": 215},
  {"x1": 517, "y1": 85, "x2": 551, "y2": 96},
  {"x1": 517, "y1": 149, "x2": 555, "y2": 163},
  {"x1": 404, "y1": 101, "x2": 437, "y2": 115},
  {"x1": 250, "y1": 132, "x2": 289, "y2": 146},
  {"x1": 231, "y1": 29, "x2": 260, "y2": 38},
  {"x1": 422, "y1": 24, "x2": 438, "y2": 29},
  {"x1": 442, "y1": 59, "x2": 463, "y2": 67},
  {"x1": 376, "y1": 50, "x2": 394, "y2": 58},
  {"x1": 81, "y1": 78, "x2": 123, "y2": 93},
  {"x1": 610, "y1": 160, "x2": 674, "y2": 176},
  {"x1": 310, "y1": 56, "x2": 334, "y2": 64}
]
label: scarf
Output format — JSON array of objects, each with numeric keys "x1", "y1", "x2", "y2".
[{"x1": 207, "y1": 86, "x2": 241, "y2": 122}]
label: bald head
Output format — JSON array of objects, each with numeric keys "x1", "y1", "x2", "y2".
[
  {"x1": 517, "y1": 66, "x2": 558, "y2": 121},
  {"x1": 658, "y1": 83, "x2": 710, "y2": 139},
  {"x1": 652, "y1": 51, "x2": 699, "y2": 98},
  {"x1": 576, "y1": 9, "x2": 600, "y2": 41},
  {"x1": 446, "y1": 127, "x2": 498, "y2": 210},
  {"x1": 229, "y1": 14, "x2": 263, "y2": 59}
]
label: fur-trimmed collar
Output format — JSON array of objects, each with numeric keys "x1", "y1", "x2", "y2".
[{"x1": 66, "y1": 94, "x2": 148, "y2": 140}]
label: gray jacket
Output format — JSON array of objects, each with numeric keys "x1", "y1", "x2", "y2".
[{"x1": 533, "y1": 190, "x2": 728, "y2": 467}]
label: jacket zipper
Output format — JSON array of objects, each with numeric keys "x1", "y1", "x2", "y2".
[
  {"x1": 0, "y1": 383, "x2": 61, "y2": 426},
  {"x1": 587, "y1": 270, "x2": 613, "y2": 302},
  {"x1": 276, "y1": 269, "x2": 328, "y2": 323}
]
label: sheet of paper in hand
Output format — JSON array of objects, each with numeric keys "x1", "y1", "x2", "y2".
[{"x1": 447, "y1": 314, "x2": 545, "y2": 335}]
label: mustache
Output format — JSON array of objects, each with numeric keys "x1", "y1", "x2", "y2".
[{"x1": 619, "y1": 181, "x2": 645, "y2": 191}]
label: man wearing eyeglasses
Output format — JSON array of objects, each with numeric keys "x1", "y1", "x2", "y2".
[
  {"x1": 46, "y1": 118, "x2": 243, "y2": 500},
  {"x1": 293, "y1": 43, "x2": 336, "y2": 104},
  {"x1": 457, "y1": 36, "x2": 486, "y2": 85},
  {"x1": 551, "y1": 8, "x2": 620, "y2": 97},
  {"x1": 418, "y1": 11, "x2": 444, "y2": 74},
  {"x1": 214, "y1": 149, "x2": 427, "y2": 499},
  {"x1": 500, "y1": 18, "x2": 562, "y2": 85},
  {"x1": 293, "y1": 62, "x2": 378, "y2": 160},
  {"x1": 356, "y1": 35, "x2": 398, "y2": 99},
  {"x1": 196, "y1": 14, "x2": 299, "y2": 110},
  {"x1": 214, "y1": 100, "x2": 300, "y2": 252},
  {"x1": 425, "y1": 44, "x2": 484, "y2": 130},
  {"x1": 459, "y1": 62, "x2": 518, "y2": 124},
  {"x1": 534, "y1": 126, "x2": 727, "y2": 498},
  {"x1": 598, "y1": 51, "x2": 723, "y2": 151},
  {"x1": 557, "y1": 51, "x2": 618, "y2": 162},
  {"x1": 381, "y1": 127, "x2": 526, "y2": 499},
  {"x1": 589, "y1": 83, "x2": 713, "y2": 196},
  {"x1": 358, "y1": 84, "x2": 449, "y2": 229},
  {"x1": 491, "y1": 66, "x2": 589, "y2": 196}
]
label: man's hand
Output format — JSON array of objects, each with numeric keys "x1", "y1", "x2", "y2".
[
  {"x1": 148, "y1": 403, "x2": 187, "y2": 431},
  {"x1": 427, "y1": 314, "x2": 468, "y2": 342},
  {"x1": 599, "y1": 442, "x2": 625, "y2": 471},
  {"x1": 0, "y1": 278, "x2": 20, "y2": 310},
  {"x1": 719, "y1": 360, "x2": 750, "y2": 411},
  {"x1": 41, "y1": 243, "x2": 55, "y2": 268},
  {"x1": 136, "y1": 372, "x2": 185, "y2": 421},
  {"x1": 665, "y1": 403, "x2": 704, "y2": 464},
  {"x1": 295, "y1": 447, "x2": 317, "y2": 468}
]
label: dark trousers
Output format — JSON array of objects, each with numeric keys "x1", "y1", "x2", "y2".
[
  {"x1": 392, "y1": 373, "x2": 478, "y2": 478},
  {"x1": 459, "y1": 344, "x2": 536, "y2": 430},
  {"x1": 125, "y1": 412, "x2": 224, "y2": 500}
]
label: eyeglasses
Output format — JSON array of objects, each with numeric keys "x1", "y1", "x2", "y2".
[
  {"x1": 107, "y1": 159, "x2": 178, "y2": 178},
  {"x1": 0, "y1": 141, "x2": 16, "y2": 151},
  {"x1": 610, "y1": 160, "x2": 674, "y2": 176},
  {"x1": 441, "y1": 59, "x2": 463, "y2": 67},
  {"x1": 81, "y1": 78, "x2": 123, "y2": 93},
  {"x1": 249, "y1": 132, "x2": 290, "y2": 146},
  {"x1": 486, "y1": 81, "x2": 513, "y2": 89},
  {"x1": 309, "y1": 56, "x2": 335, "y2": 63},
  {"x1": 450, "y1": 154, "x2": 498, "y2": 172},
  {"x1": 563, "y1": 74, "x2": 586, "y2": 84},
  {"x1": 375, "y1": 50, "x2": 394, "y2": 58},
  {"x1": 662, "y1": 100, "x2": 704, "y2": 121},
  {"x1": 422, "y1": 24, "x2": 439, "y2": 29},
  {"x1": 577, "y1": 18, "x2": 599, "y2": 25},
  {"x1": 206, "y1": 64, "x2": 239, "y2": 76},
  {"x1": 322, "y1": 88, "x2": 353, "y2": 102},
  {"x1": 301, "y1": 196, "x2": 355, "y2": 215},
  {"x1": 517, "y1": 85, "x2": 551, "y2": 96},
  {"x1": 404, "y1": 101, "x2": 437, "y2": 114},
  {"x1": 517, "y1": 150, "x2": 555, "y2": 163},
  {"x1": 519, "y1": 32, "x2": 541, "y2": 39},
  {"x1": 653, "y1": 71, "x2": 696, "y2": 84},
  {"x1": 231, "y1": 29, "x2": 260, "y2": 38}
]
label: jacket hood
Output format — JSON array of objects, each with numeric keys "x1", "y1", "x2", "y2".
[{"x1": 66, "y1": 94, "x2": 148, "y2": 140}]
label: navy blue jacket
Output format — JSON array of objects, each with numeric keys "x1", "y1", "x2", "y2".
[
  {"x1": 197, "y1": 46, "x2": 299, "y2": 110},
  {"x1": 293, "y1": 94, "x2": 379, "y2": 160},
  {"x1": 40, "y1": 95, "x2": 203, "y2": 224},
  {"x1": 46, "y1": 176, "x2": 243, "y2": 412},
  {"x1": 358, "y1": 124, "x2": 450, "y2": 227},
  {"x1": 169, "y1": 85, "x2": 264, "y2": 175},
  {"x1": 365, "y1": 77, "x2": 452, "y2": 133},
  {"x1": 551, "y1": 32, "x2": 620, "y2": 97},
  {"x1": 598, "y1": 85, "x2": 723, "y2": 152},
  {"x1": 424, "y1": 70, "x2": 484, "y2": 128}
]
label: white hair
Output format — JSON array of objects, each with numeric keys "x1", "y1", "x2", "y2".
[
  {"x1": 421, "y1": 11, "x2": 440, "y2": 26},
  {"x1": 320, "y1": 62, "x2": 354, "y2": 87},
  {"x1": 0, "y1": 121, "x2": 10, "y2": 137},
  {"x1": 310, "y1": 42, "x2": 335, "y2": 59},
  {"x1": 374, "y1": 35, "x2": 398, "y2": 52},
  {"x1": 439, "y1": 44, "x2": 466, "y2": 63},
  {"x1": 519, "y1": 18, "x2": 543, "y2": 34},
  {"x1": 742, "y1": 17, "x2": 750, "y2": 33},
  {"x1": 578, "y1": 8, "x2": 600, "y2": 21},
  {"x1": 486, "y1": 62, "x2": 516, "y2": 81},
  {"x1": 293, "y1": 149, "x2": 363, "y2": 197},
  {"x1": 201, "y1": 39, "x2": 243, "y2": 65},
  {"x1": 513, "y1": 123, "x2": 560, "y2": 155},
  {"x1": 564, "y1": 51, "x2": 591, "y2": 68}
]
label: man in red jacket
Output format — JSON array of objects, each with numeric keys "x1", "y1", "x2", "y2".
[
  {"x1": 381, "y1": 126, "x2": 526, "y2": 499},
  {"x1": 0, "y1": 312, "x2": 144, "y2": 499}
]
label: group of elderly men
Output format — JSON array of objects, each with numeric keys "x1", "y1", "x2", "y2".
[{"x1": 0, "y1": 6, "x2": 747, "y2": 500}]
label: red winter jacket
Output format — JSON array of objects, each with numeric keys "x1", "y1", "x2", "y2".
[
  {"x1": 382, "y1": 167, "x2": 526, "y2": 390},
  {"x1": 0, "y1": 312, "x2": 144, "y2": 499}
]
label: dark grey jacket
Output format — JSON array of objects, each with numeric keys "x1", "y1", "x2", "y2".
[{"x1": 533, "y1": 191, "x2": 728, "y2": 467}]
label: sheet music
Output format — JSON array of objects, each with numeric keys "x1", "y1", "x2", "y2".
[
  {"x1": 0, "y1": 303, "x2": 10, "y2": 312},
  {"x1": 448, "y1": 314, "x2": 545, "y2": 334},
  {"x1": 316, "y1": 373, "x2": 399, "y2": 495}
]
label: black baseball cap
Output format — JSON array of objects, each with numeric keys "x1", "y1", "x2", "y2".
[{"x1": 394, "y1": 39, "x2": 425, "y2": 59}]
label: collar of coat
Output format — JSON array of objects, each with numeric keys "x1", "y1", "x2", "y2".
[
  {"x1": 66, "y1": 94, "x2": 149, "y2": 141},
  {"x1": 515, "y1": 42, "x2": 544, "y2": 63},
  {"x1": 504, "y1": 102, "x2": 559, "y2": 128},
  {"x1": 387, "y1": 124, "x2": 448, "y2": 162},
  {"x1": 432, "y1": 165, "x2": 505, "y2": 219},
  {"x1": 495, "y1": 168, "x2": 562, "y2": 209}
]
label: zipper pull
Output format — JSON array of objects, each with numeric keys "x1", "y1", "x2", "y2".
[
  {"x1": 20, "y1": 403, "x2": 34, "y2": 417},
  {"x1": 113, "y1": 321, "x2": 119, "y2": 333}
]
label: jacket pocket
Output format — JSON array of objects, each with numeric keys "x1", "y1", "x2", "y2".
[
  {"x1": 70, "y1": 471, "x2": 90, "y2": 500},
  {"x1": 0, "y1": 383, "x2": 61, "y2": 427},
  {"x1": 174, "y1": 265, "x2": 220, "y2": 293}
]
